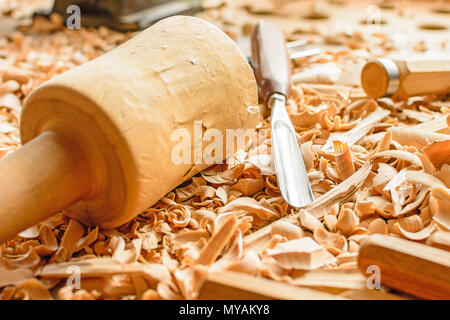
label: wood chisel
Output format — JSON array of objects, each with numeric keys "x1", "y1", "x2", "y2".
[{"x1": 251, "y1": 20, "x2": 314, "y2": 208}]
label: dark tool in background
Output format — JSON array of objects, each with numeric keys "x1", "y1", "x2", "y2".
[{"x1": 34, "y1": 0, "x2": 203, "y2": 31}]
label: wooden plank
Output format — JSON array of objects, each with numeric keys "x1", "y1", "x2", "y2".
[
  {"x1": 199, "y1": 271, "x2": 345, "y2": 300},
  {"x1": 358, "y1": 234, "x2": 450, "y2": 300},
  {"x1": 340, "y1": 289, "x2": 408, "y2": 300}
]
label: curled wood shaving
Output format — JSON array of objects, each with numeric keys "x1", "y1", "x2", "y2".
[
  {"x1": 430, "y1": 187, "x2": 450, "y2": 230},
  {"x1": 0, "y1": 246, "x2": 40, "y2": 270},
  {"x1": 270, "y1": 220, "x2": 305, "y2": 240},
  {"x1": 389, "y1": 215, "x2": 424, "y2": 235},
  {"x1": 336, "y1": 208, "x2": 359, "y2": 237},
  {"x1": 14, "y1": 279, "x2": 53, "y2": 300},
  {"x1": 422, "y1": 140, "x2": 450, "y2": 169},
  {"x1": 2, "y1": 1, "x2": 450, "y2": 299},
  {"x1": 218, "y1": 197, "x2": 279, "y2": 226},
  {"x1": 201, "y1": 164, "x2": 244, "y2": 185},
  {"x1": 38, "y1": 257, "x2": 171, "y2": 285},
  {"x1": 167, "y1": 204, "x2": 191, "y2": 228},
  {"x1": 389, "y1": 127, "x2": 449, "y2": 150},
  {"x1": 368, "y1": 218, "x2": 388, "y2": 235},
  {"x1": 397, "y1": 222, "x2": 437, "y2": 241},
  {"x1": 265, "y1": 237, "x2": 337, "y2": 270},
  {"x1": 301, "y1": 141, "x2": 315, "y2": 170},
  {"x1": 372, "y1": 150, "x2": 422, "y2": 167},
  {"x1": 299, "y1": 210, "x2": 323, "y2": 232},
  {"x1": 196, "y1": 214, "x2": 238, "y2": 266},
  {"x1": 232, "y1": 178, "x2": 265, "y2": 196},
  {"x1": 323, "y1": 107, "x2": 390, "y2": 151},
  {"x1": 324, "y1": 214, "x2": 338, "y2": 232},
  {"x1": 306, "y1": 163, "x2": 372, "y2": 217},
  {"x1": 313, "y1": 227, "x2": 347, "y2": 255},
  {"x1": 333, "y1": 141, "x2": 355, "y2": 180},
  {"x1": 52, "y1": 219, "x2": 84, "y2": 263},
  {"x1": 426, "y1": 231, "x2": 450, "y2": 251},
  {"x1": 244, "y1": 163, "x2": 372, "y2": 250},
  {"x1": 225, "y1": 250, "x2": 261, "y2": 275}
]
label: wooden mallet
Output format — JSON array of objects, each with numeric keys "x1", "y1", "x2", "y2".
[
  {"x1": 361, "y1": 57, "x2": 450, "y2": 99},
  {"x1": 0, "y1": 16, "x2": 258, "y2": 244}
]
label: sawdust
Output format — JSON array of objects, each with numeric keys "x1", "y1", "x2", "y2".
[{"x1": 0, "y1": 0, "x2": 449, "y2": 300}]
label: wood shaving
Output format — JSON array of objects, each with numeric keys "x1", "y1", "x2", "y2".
[
  {"x1": 396, "y1": 222, "x2": 437, "y2": 241},
  {"x1": 368, "y1": 218, "x2": 388, "y2": 235},
  {"x1": 426, "y1": 231, "x2": 450, "y2": 252},
  {"x1": 333, "y1": 141, "x2": 355, "y2": 180},
  {"x1": 430, "y1": 187, "x2": 450, "y2": 230},
  {"x1": 389, "y1": 127, "x2": 449, "y2": 150},
  {"x1": 336, "y1": 208, "x2": 360, "y2": 236},
  {"x1": 313, "y1": 227, "x2": 348, "y2": 255},
  {"x1": 422, "y1": 140, "x2": 450, "y2": 169},
  {"x1": 1, "y1": 0, "x2": 449, "y2": 300},
  {"x1": 270, "y1": 220, "x2": 305, "y2": 240},
  {"x1": 265, "y1": 237, "x2": 338, "y2": 270}
]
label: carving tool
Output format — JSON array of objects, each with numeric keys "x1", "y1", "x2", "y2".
[
  {"x1": 251, "y1": 20, "x2": 314, "y2": 208},
  {"x1": 361, "y1": 57, "x2": 450, "y2": 99}
]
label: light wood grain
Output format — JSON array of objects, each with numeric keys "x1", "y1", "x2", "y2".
[
  {"x1": 199, "y1": 271, "x2": 345, "y2": 300},
  {"x1": 358, "y1": 234, "x2": 450, "y2": 300},
  {"x1": 0, "y1": 131, "x2": 91, "y2": 244}
]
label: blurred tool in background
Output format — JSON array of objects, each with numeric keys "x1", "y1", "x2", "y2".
[{"x1": 34, "y1": 0, "x2": 204, "y2": 31}]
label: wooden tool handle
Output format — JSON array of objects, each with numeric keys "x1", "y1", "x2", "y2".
[
  {"x1": 361, "y1": 58, "x2": 450, "y2": 99},
  {"x1": 251, "y1": 20, "x2": 291, "y2": 101},
  {"x1": 0, "y1": 131, "x2": 91, "y2": 244},
  {"x1": 358, "y1": 234, "x2": 450, "y2": 300}
]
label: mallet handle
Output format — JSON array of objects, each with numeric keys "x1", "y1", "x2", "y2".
[{"x1": 0, "y1": 131, "x2": 91, "y2": 244}]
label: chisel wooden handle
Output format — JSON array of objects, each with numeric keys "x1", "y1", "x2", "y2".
[
  {"x1": 358, "y1": 234, "x2": 450, "y2": 300},
  {"x1": 251, "y1": 20, "x2": 291, "y2": 101},
  {"x1": 361, "y1": 58, "x2": 450, "y2": 99}
]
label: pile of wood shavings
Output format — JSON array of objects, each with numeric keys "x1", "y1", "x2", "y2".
[{"x1": 1, "y1": 0, "x2": 450, "y2": 300}]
